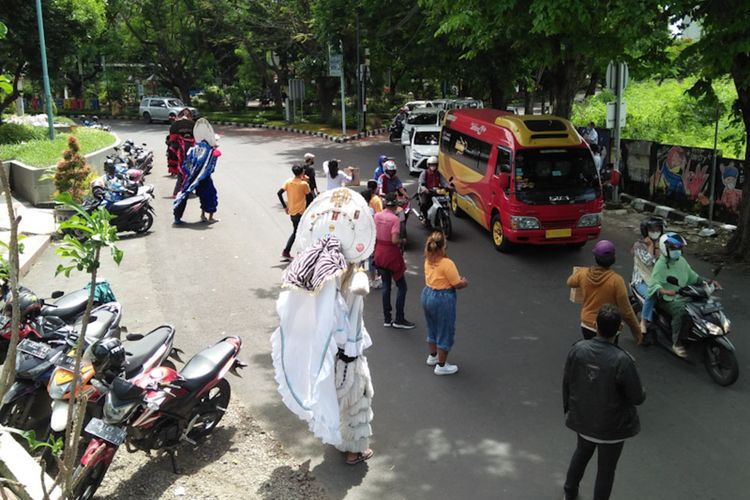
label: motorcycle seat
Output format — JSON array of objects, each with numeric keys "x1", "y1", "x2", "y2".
[
  {"x1": 76, "y1": 307, "x2": 118, "y2": 344},
  {"x1": 111, "y1": 196, "x2": 147, "y2": 210},
  {"x1": 122, "y1": 326, "x2": 174, "y2": 379},
  {"x1": 179, "y1": 341, "x2": 236, "y2": 391},
  {"x1": 110, "y1": 376, "x2": 146, "y2": 403},
  {"x1": 41, "y1": 289, "x2": 89, "y2": 320}
]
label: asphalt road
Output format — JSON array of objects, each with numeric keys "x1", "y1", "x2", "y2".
[{"x1": 21, "y1": 121, "x2": 750, "y2": 500}]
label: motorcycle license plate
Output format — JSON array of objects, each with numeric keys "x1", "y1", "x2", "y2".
[
  {"x1": 84, "y1": 418, "x2": 126, "y2": 446},
  {"x1": 18, "y1": 339, "x2": 51, "y2": 359},
  {"x1": 545, "y1": 228, "x2": 572, "y2": 239},
  {"x1": 54, "y1": 354, "x2": 78, "y2": 371}
]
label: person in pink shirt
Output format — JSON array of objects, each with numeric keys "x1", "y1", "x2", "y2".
[{"x1": 373, "y1": 193, "x2": 415, "y2": 329}]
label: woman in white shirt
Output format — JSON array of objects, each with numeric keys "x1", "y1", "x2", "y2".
[{"x1": 323, "y1": 159, "x2": 353, "y2": 190}]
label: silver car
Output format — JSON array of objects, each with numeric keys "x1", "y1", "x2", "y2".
[{"x1": 138, "y1": 97, "x2": 199, "y2": 123}]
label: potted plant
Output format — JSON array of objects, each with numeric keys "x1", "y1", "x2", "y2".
[{"x1": 50, "y1": 135, "x2": 92, "y2": 223}]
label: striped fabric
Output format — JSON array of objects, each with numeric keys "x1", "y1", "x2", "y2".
[{"x1": 283, "y1": 235, "x2": 347, "y2": 292}]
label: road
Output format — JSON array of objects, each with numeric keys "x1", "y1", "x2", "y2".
[{"x1": 21, "y1": 121, "x2": 750, "y2": 499}]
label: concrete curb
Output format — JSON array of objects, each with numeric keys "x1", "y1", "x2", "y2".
[
  {"x1": 620, "y1": 193, "x2": 737, "y2": 233},
  {"x1": 94, "y1": 114, "x2": 386, "y2": 143}
]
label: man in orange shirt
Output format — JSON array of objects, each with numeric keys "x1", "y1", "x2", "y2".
[{"x1": 277, "y1": 165, "x2": 311, "y2": 260}]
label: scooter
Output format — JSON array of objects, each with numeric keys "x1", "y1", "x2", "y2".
[
  {"x1": 72, "y1": 336, "x2": 246, "y2": 500},
  {"x1": 631, "y1": 270, "x2": 738, "y2": 386},
  {"x1": 121, "y1": 140, "x2": 154, "y2": 175},
  {"x1": 389, "y1": 119, "x2": 404, "y2": 143},
  {"x1": 417, "y1": 187, "x2": 453, "y2": 240},
  {"x1": 83, "y1": 192, "x2": 155, "y2": 235}
]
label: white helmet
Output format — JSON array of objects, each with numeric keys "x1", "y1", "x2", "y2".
[
  {"x1": 426, "y1": 156, "x2": 438, "y2": 166},
  {"x1": 384, "y1": 160, "x2": 397, "y2": 176},
  {"x1": 304, "y1": 152, "x2": 315, "y2": 160},
  {"x1": 658, "y1": 232, "x2": 686, "y2": 260}
]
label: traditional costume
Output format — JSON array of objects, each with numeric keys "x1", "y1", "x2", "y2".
[
  {"x1": 173, "y1": 118, "x2": 220, "y2": 223},
  {"x1": 271, "y1": 188, "x2": 377, "y2": 459}
]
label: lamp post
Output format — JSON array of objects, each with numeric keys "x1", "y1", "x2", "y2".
[{"x1": 35, "y1": 0, "x2": 55, "y2": 140}]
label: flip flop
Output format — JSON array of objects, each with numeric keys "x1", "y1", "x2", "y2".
[{"x1": 345, "y1": 449, "x2": 374, "y2": 465}]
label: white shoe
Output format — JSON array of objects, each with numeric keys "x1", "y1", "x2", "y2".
[
  {"x1": 370, "y1": 278, "x2": 382, "y2": 289},
  {"x1": 426, "y1": 354, "x2": 439, "y2": 366},
  {"x1": 672, "y1": 344, "x2": 688, "y2": 358},
  {"x1": 434, "y1": 362, "x2": 458, "y2": 375}
]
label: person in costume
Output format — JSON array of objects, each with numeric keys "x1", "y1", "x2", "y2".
[
  {"x1": 271, "y1": 188, "x2": 377, "y2": 465},
  {"x1": 173, "y1": 118, "x2": 220, "y2": 225},
  {"x1": 166, "y1": 108, "x2": 196, "y2": 196}
]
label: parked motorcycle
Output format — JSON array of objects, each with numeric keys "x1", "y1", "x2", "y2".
[
  {"x1": 121, "y1": 140, "x2": 154, "y2": 175},
  {"x1": 72, "y1": 336, "x2": 246, "y2": 500},
  {"x1": 630, "y1": 268, "x2": 738, "y2": 386},
  {"x1": 417, "y1": 187, "x2": 453, "y2": 239},
  {"x1": 83, "y1": 192, "x2": 155, "y2": 235}
]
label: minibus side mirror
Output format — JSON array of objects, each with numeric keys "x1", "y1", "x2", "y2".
[{"x1": 498, "y1": 173, "x2": 510, "y2": 191}]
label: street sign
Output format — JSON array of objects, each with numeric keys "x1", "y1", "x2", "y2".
[
  {"x1": 606, "y1": 101, "x2": 627, "y2": 128},
  {"x1": 288, "y1": 79, "x2": 305, "y2": 102},
  {"x1": 329, "y1": 53, "x2": 343, "y2": 77},
  {"x1": 606, "y1": 61, "x2": 629, "y2": 92}
]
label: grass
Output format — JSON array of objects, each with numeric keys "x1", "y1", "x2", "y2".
[{"x1": 0, "y1": 128, "x2": 117, "y2": 167}]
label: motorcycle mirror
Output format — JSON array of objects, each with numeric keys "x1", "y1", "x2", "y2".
[
  {"x1": 666, "y1": 276, "x2": 679, "y2": 286},
  {"x1": 50, "y1": 290, "x2": 64, "y2": 299}
]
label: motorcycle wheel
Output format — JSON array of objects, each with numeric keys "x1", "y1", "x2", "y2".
[
  {"x1": 186, "y1": 379, "x2": 231, "y2": 442},
  {"x1": 439, "y1": 209, "x2": 453, "y2": 240},
  {"x1": 72, "y1": 459, "x2": 110, "y2": 500},
  {"x1": 704, "y1": 341, "x2": 739, "y2": 386},
  {"x1": 134, "y1": 211, "x2": 154, "y2": 234}
]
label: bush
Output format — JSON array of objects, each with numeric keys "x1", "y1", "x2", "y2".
[
  {"x1": 54, "y1": 136, "x2": 92, "y2": 203},
  {"x1": 203, "y1": 85, "x2": 226, "y2": 110},
  {"x1": 0, "y1": 123, "x2": 46, "y2": 145},
  {"x1": 226, "y1": 86, "x2": 247, "y2": 112}
]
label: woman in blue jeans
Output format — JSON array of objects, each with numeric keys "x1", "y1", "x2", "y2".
[{"x1": 421, "y1": 232, "x2": 468, "y2": 376}]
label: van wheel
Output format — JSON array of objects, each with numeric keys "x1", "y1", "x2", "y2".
[
  {"x1": 450, "y1": 192, "x2": 464, "y2": 218},
  {"x1": 142, "y1": 112, "x2": 151, "y2": 124},
  {"x1": 491, "y1": 214, "x2": 512, "y2": 253}
]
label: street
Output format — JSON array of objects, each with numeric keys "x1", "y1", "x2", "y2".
[{"x1": 21, "y1": 121, "x2": 750, "y2": 500}]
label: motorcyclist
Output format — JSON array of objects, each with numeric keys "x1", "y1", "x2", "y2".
[
  {"x1": 417, "y1": 156, "x2": 450, "y2": 222},
  {"x1": 373, "y1": 154, "x2": 389, "y2": 181},
  {"x1": 648, "y1": 232, "x2": 721, "y2": 358},
  {"x1": 376, "y1": 160, "x2": 408, "y2": 200},
  {"x1": 631, "y1": 216, "x2": 665, "y2": 335}
]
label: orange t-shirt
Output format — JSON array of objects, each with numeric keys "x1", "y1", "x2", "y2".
[
  {"x1": 282, "y1": 177, "x2": 311, "y2": 216},
  {"x1": 369, "y1": 195, "x2": 383, "y2": 213},
  {"x1": 424, "y1": 257, "x2": 461, "y2": 290}
]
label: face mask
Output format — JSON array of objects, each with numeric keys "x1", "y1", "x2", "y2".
[
  {"x1": 670, "y1": 250, "x2": 682, "y2": 260},
  {"x1": 429, "y1": 165, "x2": 437, "y2": 171},
  {"x1": 648, "y1": 231, "x2": 661, "y2": 240}
]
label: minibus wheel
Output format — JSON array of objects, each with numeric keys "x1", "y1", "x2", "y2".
[
  {"x1": 491, "y1": 214, "x2": 512, "y2": 252},
  {"x1": 451, "y1": 192, "x2": 464, "y2": 218}
]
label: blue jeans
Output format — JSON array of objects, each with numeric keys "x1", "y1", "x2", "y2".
[
  {"x1": 421, "y1": 287, "x2": 457, "y2": 352},
  {"x1": 634, "y1": 282, "x2": 655, "y2": 322},
  {"x1": 379, "y1": 268, "x2": 407, "y2": 322}
]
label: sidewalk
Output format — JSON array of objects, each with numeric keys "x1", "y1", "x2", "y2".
[{"x1": 0, "y1": 193, "x2": 55, "y2": 276}]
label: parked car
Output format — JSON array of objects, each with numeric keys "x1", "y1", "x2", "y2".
[
  {"x1": 138, "y1": 97, "x2": 199, "y2": 124},
  {"x1": 404, "y1": 100, "x2": 434, "y2": 111},
  {"x1": 406, "y1": 125, "x2": 441, "y2": 174},
  {"x1": 445, "y1": 98, "x2": 484, "y2": 110},
  {"x1": 401, "y1": 108, "x2": 445, "y2": 147}
]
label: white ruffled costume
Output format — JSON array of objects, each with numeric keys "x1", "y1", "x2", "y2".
[{"x1": 271, "y1": 188, "x2": 376, "y2": 453}]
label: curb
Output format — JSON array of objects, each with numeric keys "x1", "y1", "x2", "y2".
[
  {"x1": 93, "y1": 114, "x2": 386, "y2": 143},
  {"x1": 620, "y1": 193, "x2": 737, "y2": 233}
]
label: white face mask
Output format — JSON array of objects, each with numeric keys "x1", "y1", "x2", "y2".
[{"x1": 648, "y1": 231, "x2": 661, "y2": 240}]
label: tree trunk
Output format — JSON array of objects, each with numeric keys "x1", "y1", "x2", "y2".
[
  {"x1": 523, "y1": 89, "x2": 533, "y2": 115},
  {"x1": 726, "y1": 53, "x2": 750, "y2": 260},
  {"x1": 316, "y1": 77, "x2": 338, "y2": 123},
  {"x1": 585, "y1": 70, "x2": 600, "y2": 97}
]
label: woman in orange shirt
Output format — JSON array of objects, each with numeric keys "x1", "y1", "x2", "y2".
[{"x1": 421, "y1": 232, "x2": 468, "y2": 376}]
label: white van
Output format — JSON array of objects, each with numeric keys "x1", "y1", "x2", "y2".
[
  {"x1": 400, "y1": 108, "x2": 445, "y2": 147},
  {"x1": 405, "y1": 125, "x2": 441, "y2": 174}
]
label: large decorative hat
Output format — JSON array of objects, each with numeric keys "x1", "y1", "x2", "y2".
[
  {"x1": 296, "y1": 188, "x2": 376, "y2": 262},
  {"x1": 193, "y1": 118, "x2": 217, "y2": 146}
]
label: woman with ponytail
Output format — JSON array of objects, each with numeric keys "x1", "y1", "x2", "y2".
[{"x1": 421, "y1": 231, "x2": 468, "y2": 375}]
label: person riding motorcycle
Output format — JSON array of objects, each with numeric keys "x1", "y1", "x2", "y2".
[
  {"x1": 417, "y1": 156, "x2": 450, "y2": 222},
  {"x1": 373, "y1": 154, "x2": 389, "y2": 182},
  {"x1": 376, "y1": 160, "x2": 408, "y2": 200},
  {"x1": 631, "y1": 216, "x2": 665, "y2": 334},
  {"x1": 647, "y1": 232, "x2": 721, "y2": 358}
]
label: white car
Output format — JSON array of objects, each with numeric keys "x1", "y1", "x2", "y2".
[
  {"x1": 406, "y1": 125, "x2": 441, "y2": 174},
  {"x1": 401, "y1": 108, "x2": 445, "y2": 147}
]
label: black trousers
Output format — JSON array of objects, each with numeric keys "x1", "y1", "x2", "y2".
[
  {"x1": 284, "y1": 214, "x2": 302, "y2": 253},
  {"x1": 564, "y1": 434, "x2": 624, "y2": 500}
]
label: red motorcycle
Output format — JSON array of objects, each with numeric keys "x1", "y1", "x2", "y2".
[{"x1": 72, "y1": 336, "x2": 246, "y2": 500}]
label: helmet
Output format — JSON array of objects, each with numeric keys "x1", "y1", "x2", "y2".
[
  {"x1": 104, "y1": 158, "x2": 116, "y2": 177},
  {"x1": 659, "y1": 232, "x2": 686, "y2": 260},
  {"x1": 85, "y1": 338, "x2": 126, "y2": 375},
  {"x1": 399, "y1": 106, "x2": 409, "y2": 113},
  {"x1": 640, "y1": 216, "x2": 666, "y2": 238},
  {"x1": 426, "y1": 156, "x2": 438, "y2": 166},
  {"x1": 3, "y1": 289, "x2": 42, "y2": 323},
  {"x1": 592, "y1": 239, "x2": 616, "y2": 267},
  {"x1": 384, "y1": 160, "x2": 397, "y2": 176}
]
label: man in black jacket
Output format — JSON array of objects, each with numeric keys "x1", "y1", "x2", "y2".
[{"x1": 562, "y1": 304, "x2": 646, "y2": 500}]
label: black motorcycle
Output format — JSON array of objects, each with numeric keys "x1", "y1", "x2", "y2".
[
  {"x1": 389, "y1": 118, "x2": 404, "y2": 142},
  {"x1": 631, "y1": 269, "x2": 738, "y2": 386},
  {"x1": 83, "y1": 194, "x2": 155, "y2": 235}
]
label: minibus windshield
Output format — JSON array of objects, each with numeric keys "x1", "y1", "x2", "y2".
[{"x1": 514, "y1": 148, "x2": 600, "y2": 204}]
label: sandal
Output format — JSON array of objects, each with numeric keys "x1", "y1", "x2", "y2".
[
  {"x1": 200, "y1": 215, "x2": 208, "y2": 222},
  {"x1": 345, "y1": 449, "x2": 374, "y2": 465}
]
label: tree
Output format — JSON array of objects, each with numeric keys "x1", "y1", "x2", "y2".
[
  {"x1": 0, "y1": 0, "x2": 106, "y2": 113},
  {"x1": 670, "y1": 1, "x2": 750, "y2": 259}
]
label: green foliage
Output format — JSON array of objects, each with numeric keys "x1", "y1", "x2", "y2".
[
  {"x1": 226, "y1": 86, "x2": 247, "y2": 112},
  {"x1": 0, "y1": 123, "x2": 46, "y2": 145},
  {"x1": 203, "y1": 85, "x2": 226, "y2": 110},
  {"x1": 0, "y1": 128, "x2": 115, "y2": 167},
  {"x1": 54, "y1": 193, "x2": 123, "y2": 277},
  {"x1": 0, "y1": 237, "x2": 25, "y2": 284},
  {"x1": 571, "y1": 78, "x2": 746, "y2": 157},
  {"x1": 0, "y1": 426, "x2": 64, "y2": 456}
]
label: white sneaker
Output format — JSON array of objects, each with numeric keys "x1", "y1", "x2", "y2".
[
  {"x1": 370, "y1": 278, "x2": 382, "y2": 289},
  {"x1": 426, "y1": 354, "x2": 439, "y2": 366},
  {"x1": 672, "y1": 344, "x2": 688, "y2": 358},
  {"x1": 434, "y1": 363, "x2": 458, "y2": 375}
]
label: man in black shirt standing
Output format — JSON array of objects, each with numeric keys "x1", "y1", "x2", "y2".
[{"x1": 562, "y1": 304, "x2": 646, "y2": 500}]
